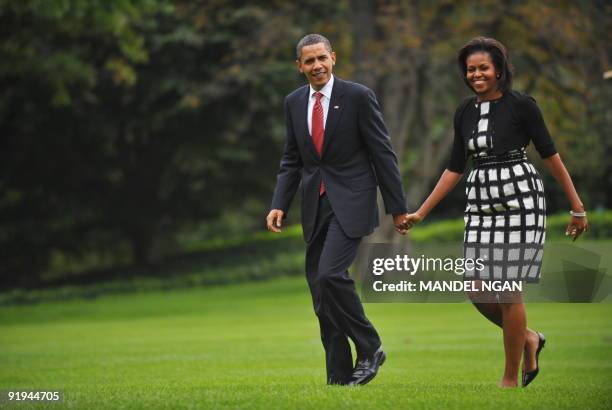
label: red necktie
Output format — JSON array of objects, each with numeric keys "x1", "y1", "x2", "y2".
[{"x1": 312, "y1": 92, "x2": 325, "y2": 195}]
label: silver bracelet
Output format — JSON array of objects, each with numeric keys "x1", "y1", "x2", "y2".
[{"x1": 570, "y1": 210, "x2": 587, "y2": 217}]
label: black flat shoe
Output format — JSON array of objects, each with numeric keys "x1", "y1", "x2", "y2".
[{"x1": 522, "y1": 332, "x2": 546, "y2": 387}]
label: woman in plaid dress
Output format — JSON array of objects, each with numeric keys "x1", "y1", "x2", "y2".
[{"x1": 404, "y1": 37, "x2": 588, "y2": 388}]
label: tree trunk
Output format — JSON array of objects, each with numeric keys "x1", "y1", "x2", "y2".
[{"x1": 350, "y1": 2, "x2": 462, "y2": 244}]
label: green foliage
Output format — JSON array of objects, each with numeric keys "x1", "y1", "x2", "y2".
[
  {"x1": 409, "y1": 218, "x2": 464, "y2": 243},
  {"x1": 0, "y1": 250, "x2": 304, "y2": 306},
  {"x1": 0, "y1": 228, "x2": 306, "y2": 306},
  {"x1": 0, "y1": 0, "x2": 168, "y2": 104},
  {"x1": 0, "y1": 1, "x2": 309, "y2": 285},
  {"x1": 546, "y1": 210, "x2": 612, "y2": 240}
]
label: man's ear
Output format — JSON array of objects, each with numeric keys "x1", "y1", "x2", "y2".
[
  {"x1": 331, "y1": 51, "x2": 336, "y2": 66},
  {"x1": 295, "y1": 59, "x2": 302, "y2": 73}
]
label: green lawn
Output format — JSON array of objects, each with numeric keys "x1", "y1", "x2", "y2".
[{"x1": 1, "y1": 277, "x2": 611, "y2": 409}]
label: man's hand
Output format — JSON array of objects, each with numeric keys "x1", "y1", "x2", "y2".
[
  {"x1": 266, "y1": 209, "x2": 285, "y2": 233},
  {"x1": 393, "y1": 213, "x2": 410, "y2": 235},
  {"x1": 393, "y1": 212, "x2": 424, "y2": 235}
]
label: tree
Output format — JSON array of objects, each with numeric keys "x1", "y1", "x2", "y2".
[
  {"x1": 0, "y1": 0, "x2": 342, "y2": 286},
  {"x1": 348, "y1": 0, "x2": 611, "y2": 242}
]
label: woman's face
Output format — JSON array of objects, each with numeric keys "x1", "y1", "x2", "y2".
[{"x1": 465, "y1": 52, "x2": 499, "y2": 96}]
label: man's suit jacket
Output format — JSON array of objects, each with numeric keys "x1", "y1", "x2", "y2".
[{"x1": 271, "y1": 77, "x2": 407, "y2": 243}]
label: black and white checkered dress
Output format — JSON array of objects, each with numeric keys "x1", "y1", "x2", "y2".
[{"x1": 463, "y1": 101, "x2": 546, "y2": 282}]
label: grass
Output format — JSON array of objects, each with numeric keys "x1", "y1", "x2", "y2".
[{"x1": 1, "y1": 277, "x2": 611, "y2": 409}]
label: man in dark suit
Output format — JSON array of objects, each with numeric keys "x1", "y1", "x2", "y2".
[{"x1": 266, "y1": 34, "x2": 409, "y2": 386}]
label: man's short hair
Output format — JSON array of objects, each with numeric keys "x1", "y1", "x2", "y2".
[{"x1": 296, "y1": 34, "x2": 332, "y2": 60}]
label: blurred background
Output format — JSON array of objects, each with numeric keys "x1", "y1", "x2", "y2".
[{"x1": 0, "y1": 0, "x2": 610, "y2": 299}]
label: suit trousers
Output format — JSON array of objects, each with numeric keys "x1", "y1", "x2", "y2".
[{"x1": 305, "y1": 194, "x2": 381, "y2": 384}]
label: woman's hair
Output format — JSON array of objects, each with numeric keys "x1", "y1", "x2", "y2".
[{"x1": 457, "y1": 37, "x2": 513, "y2": 92}]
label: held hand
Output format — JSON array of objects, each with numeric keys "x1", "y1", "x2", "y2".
[
  {"x1": 565, "y1": 215, "x2": 588, "y2": 241},
  {"x1": 266, "y1": 209, "x2": 285, "y2": 233},
  {"x1": 393, "y1": 212, "x2": 424, "y2": 235},
  {"x1": 393, "y1": 214, "x2": 409, "y2": 235},
  {"x1": 403, "y1": 212, "x2": 424, "y2": 231}
]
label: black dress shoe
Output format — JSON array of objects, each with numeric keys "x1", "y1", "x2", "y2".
[
  {"x1": 347, "y1": 347, "x2": 386, "y2": 386},
  {"x1": 522, "y1": 332, "x2": 546, "y2": 387}
]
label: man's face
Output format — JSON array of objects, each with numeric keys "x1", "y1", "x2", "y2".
[{"x1": 296, "y1": 43, "x2": 336, "y2": 91}]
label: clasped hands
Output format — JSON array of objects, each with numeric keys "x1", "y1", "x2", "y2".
[
  {"x1": 267, "y1": 209, "x2": 424, "y2": 235},
  {"x1": 393, "y1": 212, "x2": 423, "y2": 235}
]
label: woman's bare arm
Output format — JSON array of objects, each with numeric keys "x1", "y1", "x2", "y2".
[
  {"x1": 405, "y1": 169, "x2": 463, "y2": 227},
  {"x1": 542, "y1": 153, "x2": 588, "y2": 240}
]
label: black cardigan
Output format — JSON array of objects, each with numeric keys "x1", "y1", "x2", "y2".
[{"x1": 447, "y1": 90, "x2": 557, "y2": 173}]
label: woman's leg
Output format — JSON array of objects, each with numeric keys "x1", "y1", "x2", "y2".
[
  {"x1": 467, "y1": 281, "x2": 504, "y2": 326},
  {"x1": 468, "y1": 286, "x2": 540, "y2": 385},
  {"x1": 473, "y1": 301, "x2": 503, "y2": 326},
  {"x1": 498, "y1": 301, "x2": 526, "y2": 387},
  {"x1": 523, "y1": 322, "x2": 540, "y2": 372}
]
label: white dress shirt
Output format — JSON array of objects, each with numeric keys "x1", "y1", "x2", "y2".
[{"x1": 307, "y1": 75, "x2": 334, "y2": 136}]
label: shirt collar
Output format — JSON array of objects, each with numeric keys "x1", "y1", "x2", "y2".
[{"x1": 310, "y1": 75, "x2": 334, "y2": 100}]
